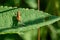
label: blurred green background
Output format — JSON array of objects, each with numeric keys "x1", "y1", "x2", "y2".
[{"x1": 0, "y1": 0, "x2": 60, "y2": 40}]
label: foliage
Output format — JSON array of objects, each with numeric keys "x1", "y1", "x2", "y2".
[
  {"x1": 0, "y1": 0, "x2": 37, "y2": 9},
  {"x1": 0, "y1": 0, "x2": 60, "y2": 40},
  {"x1": 0, "y1": 6, "x2": 60, "y2": 40}
]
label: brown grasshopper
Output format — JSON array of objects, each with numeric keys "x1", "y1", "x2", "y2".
[
  {"x1": 16, "y1": 10, "x2": 25, "y2": 26},
  {"x1": 16, "y1": 10, "x2": 21, "y2": 21}
]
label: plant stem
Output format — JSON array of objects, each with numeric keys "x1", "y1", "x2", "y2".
[
  {"x1": 38, "y1": 0, "x2": 40, "y2": 10},
  {"x1": 38, "y1": 0, "x2": 40, "y2": 40}
]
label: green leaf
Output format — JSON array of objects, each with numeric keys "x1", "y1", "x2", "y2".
[
  {"x1": 0, "y1": 6, "x2": 60, "y2": 34},
  {"x1": 0, "y1": 6, "x2": 60, "y2": 40},
  {"x1": 25, "y1": 0, "x2": 37, "y2": 9}
]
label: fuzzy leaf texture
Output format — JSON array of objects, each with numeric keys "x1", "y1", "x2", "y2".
[{"x1": 0, "y1": 6, "x2": 60, "y2": 34}]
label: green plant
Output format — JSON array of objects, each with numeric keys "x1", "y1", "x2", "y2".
[
  {"x1": 0, "y1": 0, "x2": 37, "y2": 9},
  {"x1": 0, "y1": 6, "x2": 60, "y2": 40}
]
